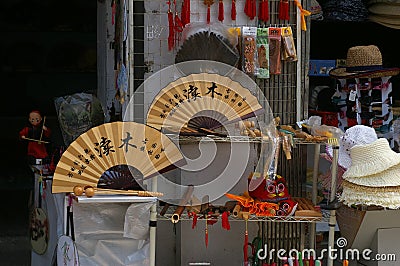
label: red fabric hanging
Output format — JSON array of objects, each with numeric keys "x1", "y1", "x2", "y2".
[
  {"x1": 231, "y1": 0, "x2": 236, "y2": 20},
  {"x1": 218, "y1": 0, "x2": 224, "y2": 22},
  {"x1": 279, "y1": 0, "x2": 290, "y2": 21}
]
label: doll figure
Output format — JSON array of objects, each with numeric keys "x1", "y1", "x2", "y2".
[{"x1": 19, "y1": 110, "x2": 51, "y2": 163}]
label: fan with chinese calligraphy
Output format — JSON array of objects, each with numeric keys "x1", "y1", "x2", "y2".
[
  {"x1": 146, "y1": 73, "x2": 264, "y2": 133},
  {"x1": 52, "y1": 121, "x2": 186, "y2": 193}
]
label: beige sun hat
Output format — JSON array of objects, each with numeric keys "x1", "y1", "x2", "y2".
[
  {"x1": 343, "y1": 138, "x2": 400, "y2": 178},
  {"x1": 326, "y1": 125, "x2": 378, "y2": 170},
  {"x1": 329, "y1": 45, "x2": 400, "y2": 79},
  {"x1": 368, "y1": 1, "x2": 400, "y2": 17},
  {"x1": 340, "y1": 180, "x2": 400, "y2": 209},
  {"x1": 344, "y1": 162, "x2": 400, "y2": 187}
]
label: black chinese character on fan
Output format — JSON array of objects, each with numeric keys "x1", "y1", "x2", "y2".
[
  {"x1": 119, "y1": 132, "x2": 138, "y2": 152},
  {"x1": 94, "y1": 137, "x2": 115, "y2": 157}
]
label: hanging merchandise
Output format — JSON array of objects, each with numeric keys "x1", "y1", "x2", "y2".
[
  {"x1": 294, "y1": 0, "x2": 311, "y2": 31},
  {"x1": 175, "y1": 22, "x2": 240, "y2": 67},
  {"x1": 174, "y1": 0, "x2": 184, "y2": 42},
  {"x1": 256, "y1": 27, "x2": 269, "y2": 79},
  {"x1": 281, "y1": 26, "x2": 297, "y2": 62},
  {"x1": 116, "y1": 63, "x2": 128, "y2": 104},
  {"x1": 231, "y1": 0, "x2": 237, "y2": 20},
  {"x1": 258, "y1": 0, "x2": 269, "y2": 22},
  {"x1": 111, "y1": 0, "x2": 116, "y2": 25},
  {"x1": 242, "y1": 27, "x2": 257, "y2": 76},
  {"x1": 30, "y1": 174, "x2": 49, "y2": 255},
  {"x1": 167, "y1": 1, "x2": 174, "y2": 50},
  {"x1": 51, "y1": 122, "x2": 186, "y2": 193},
  {"x1": 146, "y1": 72, "x2": 264, "y2": 132},
  {"x1": 268, "y1": 27, "x2": 282, "y2": 75},
  {"x1": 244, "y1": 0, "x2": 257, "y2": 20},
  {"x1": 218, "y1": 0, "x2": 224, "y2": 22},
  {"x1": 278, "y1": 0, "x2": 290, "y2": 21},
  {"x1": 204, "y1": 0, "x2": 215, "y2": 24},
  {"x1": 181, "y1": 0, "x2": 190, "y2": 26}
]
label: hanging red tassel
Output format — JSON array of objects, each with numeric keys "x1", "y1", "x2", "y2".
[
  {"x1": 258, "y1": 0, "x2": 264, "y2": 21},
  {"x1": 221, "y1": 211, "x2": 230, "y2": 230},
  {"x1": 181, "y1": 0, "x2": 190, "y2": 26},
  {"x1": 279, "y1": 0, "x2": 290, "y2": 21},
  {"x1": 218, "y1": 0, "x2": 224, "y2": 22},
  {"x1": 167, "y1": 2, "x2": 174, "y2": 51},
  {"x1": 259, "y1": 0, "x2": 269, "y2": 21},
  {"x1": 243, "y1": 228, "x2": 249, "y2": 264},
  {"x1": 231, "y1": 0, "x2": 236, "y2": 20},
  {"x1": 174, "y1": 12, "x2": 183, "y2": 33},
  {"x1": 251, "y1": 0, "x2": 256, "y2": 19},
  {"x1": 168, "y1": 2, "x2": 175, "y2": 51},
  {"x1": 204, "y1": 0, "x2": 214, "y2": 24},
  {"x1": 191, "y1": 212, "x2": 197, "y2": 229},
  {"x1": 111, "y1": 0, "x2": 116, "y2": 25},
  {"x1": 245, "y1": 0, "x2": 256, "y2": 20},
  {"x1": 205, "y1": 214, "x2": 209, "y2": 248}
]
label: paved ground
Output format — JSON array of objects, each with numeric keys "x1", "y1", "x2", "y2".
[{"x1": 0, "y1": 189, "x2": 31, "y2": 266}]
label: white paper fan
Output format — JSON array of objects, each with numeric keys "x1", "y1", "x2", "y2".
[
  {"x1": 52, "y1": 121, "x2": 186, "y2": 193},
  {"x1": 146, "y1": 73, "x2": 264, "y2": 132}
]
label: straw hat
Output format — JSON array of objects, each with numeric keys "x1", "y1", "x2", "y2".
[
  {"x1": 329, "y1": 45, "x2": 400, "y2": 79},
  {"x1": 343, "y1": 138, "x2": 400, "y2": 178},
  {"x1": 340, "y1": 180, "x2": 400, "y2": 209},
  {"x1": 368, "y1": 1, "x2": 400, "y2": 17},
  {"x1": 326, "y1": 125, "x2": 378, "y2": 170}
]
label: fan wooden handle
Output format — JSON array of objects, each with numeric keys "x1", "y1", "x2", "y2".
[{"x1": 73, "y1": 186, "x2": 163, "y2": 197}]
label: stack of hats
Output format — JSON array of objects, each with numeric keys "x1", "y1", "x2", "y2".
[
  {"x1": 340, "y1": 137, "x2": 400, "y2": 209},
  {"x1": 368, "y1": 0, "x2": 400, "y2": 29},
  {"x1": 321, "y1": 125, "x2": 378, "y2": 191},
  {"x1": 321, "y1": 0, "x2": 369, "y2": 22}
]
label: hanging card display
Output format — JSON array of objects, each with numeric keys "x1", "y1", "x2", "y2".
[
  {"x1": 242, "y1": 27, "x2": 258, "y2": 76},
  {"x1": 268, "y1": 27, "x2": 282, "y2": 75},
  {"x1": 281, "y1": 26, "x2": 297, "y2": 62},
  {"x1": 256, "y1": 27, "x2": 269, "y2": 79}
]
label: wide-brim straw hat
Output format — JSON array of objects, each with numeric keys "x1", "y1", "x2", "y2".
[
  {"x1": 345, "y1": 162, "x2": 400, "y2": 187},
  {"x1": 326, "y1": 125, "x2": 378, "y2": 170},
  {"x1": 343, "y1": 138, "x2": 400, "y2": 178},
  {"x1": 368, "y1": 0, "x2": 400, "y2": 17},
  {"x1": 329, "y1": 45, "x2": 400, "y2": 79},
  {"x1": 369, "y1": 14, "x2": 400, "y2": 29},
  {"x1": 340, "y1": 180, "x2": 400, "y2": 209}
]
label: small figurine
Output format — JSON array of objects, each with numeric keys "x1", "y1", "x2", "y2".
[{"x1": 19, "y1": 110, "x2": 51, "y2": 164}]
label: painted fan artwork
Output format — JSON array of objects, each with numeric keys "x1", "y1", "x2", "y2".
[
  {"x1": 52, "y1": 121, "x2": 186, "y2": 193},
  {"x1": 146, "y1": 73, "x2": 264, "y2": 133}
]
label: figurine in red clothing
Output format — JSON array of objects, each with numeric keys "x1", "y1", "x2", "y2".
[{"x1": 19, "y1": 110, "x2": 51, "y2": 164}]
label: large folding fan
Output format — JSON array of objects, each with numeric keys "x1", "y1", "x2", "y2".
[
  {"x1": 52, "y1": 121, "x2": 186, "y2": 193},
  {"x1": 146, "y1": 73, "x2": 264, "y2": 132}
]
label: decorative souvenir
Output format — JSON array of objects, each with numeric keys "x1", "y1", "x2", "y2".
[
  {"x1": 146, "y1": 73, "x2": 264, "y2": 133},
  {"x1": 52, "y1": 122, "x2": 186, "y2": 193},
  {"x1": 19, "y1": 110, "x2": 51, "y2": 164}
]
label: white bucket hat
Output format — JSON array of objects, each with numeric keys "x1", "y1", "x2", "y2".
[{"x1": 326, "y1": 125, "x2": 378, "y2": 169}]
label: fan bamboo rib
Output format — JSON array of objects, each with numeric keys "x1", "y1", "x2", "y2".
[
  {"x1": 146, "y1": 73, "x2": 264, "y2": 131},
  {"x1": 52, "y1": 122, "x2": 186, "y2": 193}
]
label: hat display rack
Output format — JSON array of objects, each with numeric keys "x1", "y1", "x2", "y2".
[{"x1": 329, "y1": 45, "x2": 400, "y2": 142}]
